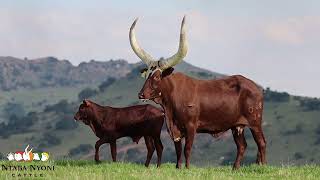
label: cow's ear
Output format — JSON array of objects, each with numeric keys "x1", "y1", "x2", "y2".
[
  {"x1": 161, "y1": 67, "x2": 174, "y2": 78},
  {"x1": 83, "y1": 99, "x2": 91, "y2": 107},
  {"x1": 140, "y1": 68, "x2": 148, "y2": 78},
  {"x1": 140, "y1": 68, "x2": 148, "y2": 74}
]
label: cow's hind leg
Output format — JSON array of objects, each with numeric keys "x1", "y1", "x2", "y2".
[
  {"x1": 231, "y1": 127, "x2": 247, "y2": 170},
  {"x1": 144, "y1": 136, "x2": 155, "y2": 167},
  {"x1": 153, "y1": 135, "x2": 163, "y2": 167},
  {"x1": 250, "y1": 126, "x2": 266, "y2": 165},
  {"x1": 174, "y1": 140, "x2": 182, "y2": 169}
]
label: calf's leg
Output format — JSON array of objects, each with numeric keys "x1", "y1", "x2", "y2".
[
  {"x1": 174, "y1": 140, "x2": 182, "y2": 169},
  {"x1": 153, "y1": 136, "x2": 163, "y2": 167},
  {"x1": 110, "y1": 141, "x2": 117, "y2": 162},
  {"x1": 144, "y1": 136, "x2": 155, "y2": 167},
  {"x1": 232, "y1": 127, "x2": 247, "y2": 170},
  {"x1": 95, "y1": 139, "x2": 105, "y2": 162}
]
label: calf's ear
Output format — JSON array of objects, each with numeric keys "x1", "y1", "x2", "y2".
[
  {"x1": 83, "y1": 99, "x2": 91, "y2": 107},
  {"x1": 161, "y1": 67, "x2": 174, "y2": 78}
]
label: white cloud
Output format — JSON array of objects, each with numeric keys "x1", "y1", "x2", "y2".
[{"x1": 263, "y1": 16, "x2": 320, "y2": 45}]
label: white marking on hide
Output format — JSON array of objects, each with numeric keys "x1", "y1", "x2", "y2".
[{"x1": 236, "y1": 126, "x2": 243, "y2": 136}]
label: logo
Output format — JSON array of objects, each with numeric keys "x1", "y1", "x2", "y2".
[
  {"x1": 2, "y1": 145, "x2": 54, "y2": 178},
  {"x1": 6, "y1": 145, "x2": 50, "y2": 162}
]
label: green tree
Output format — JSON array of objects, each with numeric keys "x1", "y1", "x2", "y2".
[
  {"x1": 3, "y1": 102, "x2": 25, "y2": 119},
  {"x1": 78, "y1": 88, "x2": 98, "y2": 100}
]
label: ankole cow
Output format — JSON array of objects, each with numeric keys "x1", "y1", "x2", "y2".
[
  {"x1": 129, "y1": 16, "x2": 266, "y2": 169},
  {"x1": 74, "y1": 100, "x2": 164, "y2": 167}
]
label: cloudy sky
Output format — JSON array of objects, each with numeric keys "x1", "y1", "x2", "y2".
[{"x1": 0, "y1": 0, "x2": 319, "y2": 97}]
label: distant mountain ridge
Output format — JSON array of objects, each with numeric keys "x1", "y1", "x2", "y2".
[
  {"x1": 0, "y1": 56, "x2": 224, "y2": 91},
  {"x1": 0, "y1": 56, "x2": 133, "y2": 90}
]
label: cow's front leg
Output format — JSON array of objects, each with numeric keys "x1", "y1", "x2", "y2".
[
  {"x1": 110, "y1": 141, "x2": 117, "y2": 162},
  {"x1": 184, "y1": 126, "x2": 196, "y2": 169},
  {"x1": 163, "y1": 107, "x2": 182, "y2": 141},
  {"x1": 95, "y1": 139, "x2": 105, "y2": 163}
]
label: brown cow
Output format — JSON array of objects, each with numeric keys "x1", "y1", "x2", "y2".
[
  {"x1": 74, "y1": 100, "x2": 164, "y2": 167},
  {"x1": 129, "y1": 16, "x2": 266, "y2": 169}
]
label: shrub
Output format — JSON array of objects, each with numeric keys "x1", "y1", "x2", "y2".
[
  {"x1": 314, "y1": 125, "x2": 320, "y2": 145},
  {"x1": 99, "y1": 78, "x2": 116, "y2": 92},
  {"x1": 55, "y1": 115, "x2": 78, "y2": 130},
  {"x1": 264, "y1": 88, "x2": 290, "y2": 102},
  {"x1": 282, "y1": 123, "x2": 304, "y2": 135},
  {"x1": 78, "y1": 88, "x2": 98, "y2": 100},
  {"x1": 38, "y1": 132, "x2": 62, "y2": 149},
  {"x1": 68, "y1": 144, "x2": 93, "y2": 157},
  {"x1": 299, "y1": 98, "x2": 320, "y2": 111},
  {"x1": 294, "y1": 152, "x2": 304, "y2": 160},
  {"x1": 0, "y1": 111, "x2": 38, "y2": 138},
  {"x1": 44, "y1": 100, "x2": 74, "y2": 114},
  {"x1": 3, "y1": 102, "x2": 25, "y2": 119},
  {"x1": 197, "y1": 71, "x2": 212, "y2": 78}
]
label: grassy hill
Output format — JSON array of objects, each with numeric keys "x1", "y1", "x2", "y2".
[
  {"x1": 0, "y1": 160, "x2": 319, "y2": 179},
  {"x1": 0, "y1": 59, "x2": 320, "y2": 168}
]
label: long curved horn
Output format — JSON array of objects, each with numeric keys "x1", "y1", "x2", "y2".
[
  {"x1": 160, "y1": 16, "x2": 188, "y2": 70},
  {"x1": 129, "y1": 18, "x2": 155, "y2": 67}
]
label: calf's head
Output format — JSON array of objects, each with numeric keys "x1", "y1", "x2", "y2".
[
  {"x1": 129, "y1": 16, "x2": 188, "y2": 101},
  {"x1": 74, "y1": 100, "x2": 93, "y2": 125}
]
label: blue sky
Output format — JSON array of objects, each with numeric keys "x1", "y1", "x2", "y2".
[{"x1": 0, "y1": 0, "x2": 320, "y2": 97}]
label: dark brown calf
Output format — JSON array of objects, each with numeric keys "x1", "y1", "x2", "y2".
[{"x1": 74, "y1": 100, "x2": 164, "y2": 167}]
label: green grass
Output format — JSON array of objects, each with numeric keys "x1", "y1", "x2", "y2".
[{"x1": 0, "y1": 160, "x2": 320, "y2": 179}]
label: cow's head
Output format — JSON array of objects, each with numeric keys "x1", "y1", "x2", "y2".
[
  {"x1": 74, "y1": 100, "x2": 93, "y2": 125},
  {"x1": 129, "y1": 16, "x2": 188, "y2": 101}
]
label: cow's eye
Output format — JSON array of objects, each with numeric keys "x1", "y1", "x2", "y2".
[{"x1": 153, "y1": 76, "x2": 160, "y2": 81}]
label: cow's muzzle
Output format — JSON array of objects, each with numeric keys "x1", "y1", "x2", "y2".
[{"x1": 74, "y1": 115, "x2": 79, "y2": 122}]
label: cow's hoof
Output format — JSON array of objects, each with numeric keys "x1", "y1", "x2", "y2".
[
  {"x1": 176, "y1": 164, "x2": 181, "y2": 169},
  {"x1": 144, "y1": 164, "x2": 149, "y2": 168}
]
